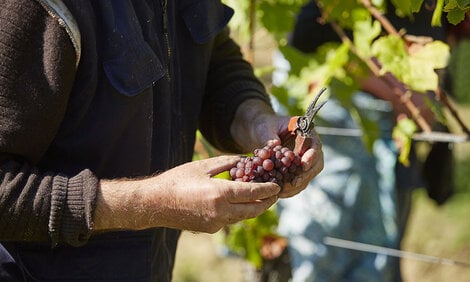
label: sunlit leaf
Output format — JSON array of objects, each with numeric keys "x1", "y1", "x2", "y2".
[
  {"x1": 406, "y1": 40, "x2": 450, "y2": 92},
  {"x1": 392, "y1": 117, "x2": 417, "y2": 166},
  {"x1": 353, "y1": 9, "x2": 382, "y2": 57},
  {"x1": 371, "y1": 34, "x2": 410, "y2": 79}
]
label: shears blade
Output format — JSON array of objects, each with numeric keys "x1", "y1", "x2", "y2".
[
  {"x1": 297, "y1": 87, "x2": 328, "y2": 137},
  {"x1": 305, "y1": 87, "x2": 327, "y2": 127}
]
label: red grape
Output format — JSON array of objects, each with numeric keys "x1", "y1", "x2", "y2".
[{"x1": 230, "y1": 143, "x2": 304, "y2": 187}]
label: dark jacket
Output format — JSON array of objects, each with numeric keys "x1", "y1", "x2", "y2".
[{"x1": 0, "y1": 0, "x2": 270, "y2": 280}]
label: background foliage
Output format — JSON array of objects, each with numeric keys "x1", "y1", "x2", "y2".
[{"x1": 201, "y1": 0, "x2": 470, "y2": 271}]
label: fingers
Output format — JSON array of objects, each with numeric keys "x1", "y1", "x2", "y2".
[
  {"x1": 225, "y1": 195, "x2": 278, "y2": 224},
  {"x1": 278, "y1": 157, "x2": 323, "y2": 198},
  {"x1": 301, "y1": 132, "x2": 322, "y2": 171},
  {"x1": 221, "y1": 181, "x2": 281, "y2": 203}
]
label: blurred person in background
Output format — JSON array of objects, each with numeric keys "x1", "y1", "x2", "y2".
[{"x1": 268, "y1": 1, "x2": 452, "y2": 281}]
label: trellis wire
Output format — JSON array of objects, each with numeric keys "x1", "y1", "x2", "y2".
[
  {"x1": 315, "y1": 126, "x2": 470, "y2": 143},
  {"x1": 324, "y1": 237, "x2": 470, "y2": 268}
]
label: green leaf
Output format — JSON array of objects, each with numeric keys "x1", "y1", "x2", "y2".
[
  {"x1": 318, "y1": 0, "x2": 365, "y2": 28},
  {"x1": 453, "y1": 0, "x2": 470, "y2": 7},
  {"x1": 222, "y1": 0, "x2": 252, "y2": 43},
  {"x1": 371, "y1": 34, "x2": 410, "y2": 79},
  {"x1": 329, "y1": 77, "x2": 357, "y2": 107},
  {"x1": 411, "y1": 0, "x2": 425, "y2": 13},
  {"x1": 244, "y1": 227, "x2": 262, "y2": 268},
  {"x1": 444, "y1": 0, "x2": 458, "y2": 9},
  {"x1": 352, "y1": 9, "x2": 382, "y2": 57},
  {"x1": 279, "y1": 45, "x2": 315, "y2": 76},
  {"x1": 444, "y1": 0, "x2": 470, "y2": 25},
  {"x1": 258, "y1": 1, "x2": 304, "y2": 41},
  {"x1": 224, "y1": 208, "x2": 280, "y2": 269},
  {"x1": 391, "y1": 0, "x2": 425, "y2": 15},
  {"x1": 391, "y1": 0, "x2": 412, "y2": 15},
  {"x1": 213, "y1": 170, "x2": 231, "y2": 180},
  {"x1": 309, "y1": 42, "x2": 351, "y2": 86},
  {"x1": 446, "y1": 9, "x2": 468, "y2": 25},
  {"x1": 392, "y1": 117, "x2": 417, "y2": 166},
  {"x1": 406, "y1": 40, "x2": 450, "y2": 92},
  {"x1": 255, "y1": 208, "x2": 279, "y2": 229},
  {"x1": 372, "y1": 36, "x2": 450, "y2": 92}
]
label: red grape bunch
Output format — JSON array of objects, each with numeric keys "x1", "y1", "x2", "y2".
[{"x1": 230, "y1": 143, "x2": 303, "y2": 187}]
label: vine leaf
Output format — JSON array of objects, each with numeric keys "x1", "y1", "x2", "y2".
[
  {"x1": 392, "y1": 117, "x2": 418, "y2": 166},
  {"x1": 371, "y1": 34, "x2": 410, "y2": 80},
  {"x1": 352, "y1": 9, "x2": 382, "y2": 57},
  {"x1": 224, "y1": 208, "x2": 279, "y2": 269},
  {"x1": 371, "y1": 35, "x2": 450, "y2": 92},
  {"x1": 406, "y1": 40, "x2": 450, "y2": 92},
  {"x1": 444, "y1": 0, "x2": 470, "y2": 25}
]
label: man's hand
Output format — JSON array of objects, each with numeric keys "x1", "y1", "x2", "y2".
[
  {"x1": 230, "y1": 98, "x2": 324, "y2": 198},
  {"x1": 93, "y1": 155, "x2": 280, "y2": 233},
  {"x1": 277, "y1": 131, "x2": 324, "y2": 198}
]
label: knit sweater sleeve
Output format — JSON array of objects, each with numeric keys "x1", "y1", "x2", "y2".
[
  {"x1": 0, "y1": 0, "x2": 98, "y2": 247},
  {"x1": 199, "y1": 27, "x2": 273, "y2": 153}
]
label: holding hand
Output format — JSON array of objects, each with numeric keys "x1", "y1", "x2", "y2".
[
  {"x1": 230, "y1": 98, "x2": 324, "y2": 199},
  {"x1": 94, "y1": 155, "x2": 280, "y2": 233}
]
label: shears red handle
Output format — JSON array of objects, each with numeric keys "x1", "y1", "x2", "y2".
[{"x1": 282, "y1": 88, "x2": 327, "y2": 155}]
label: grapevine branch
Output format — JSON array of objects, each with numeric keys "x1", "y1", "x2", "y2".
[
  {"x1": 326, "y1": 0, "x2": 470, "y2": 136},
  {"x1": 330, "y1": 21, "x2": 433, "y2": 132},
  {"x1": 360, "y1": 0, "x2": 470, "y2": 135},
  {"x1": 360, "y1": 0, "x2": 399, "y2": 35},
  {"x1": 247, "y1": 0, "x2": 256, "y2": 64},
  {"x1": 436, "y1": 88, "x2": 470, "y2": 135}
]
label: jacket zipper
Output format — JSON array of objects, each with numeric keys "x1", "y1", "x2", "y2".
[{"x1": 161, "y1": 0, "x2": 172, "y2": 82}]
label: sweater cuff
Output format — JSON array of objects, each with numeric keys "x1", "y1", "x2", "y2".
[{"x1": 48, "y1": 169, "x2": 98, "y2": 247}]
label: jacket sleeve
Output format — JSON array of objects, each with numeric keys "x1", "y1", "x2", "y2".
[
  {"x1": 0, "y1": 0, "x2": 98, "y2": 247},
  {"x1": 199, "y1": 27, "x2": 272, "y2": 153}
]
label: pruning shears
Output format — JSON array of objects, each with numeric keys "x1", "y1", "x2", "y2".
[{"x1": 283, "y1": 87, "x2": 327, "y2": 155}]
